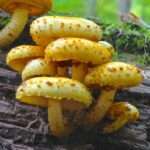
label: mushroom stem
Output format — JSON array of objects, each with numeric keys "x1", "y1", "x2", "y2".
[
  {"x1": 57, "y1": 66, "x2": 68, "y2": 77},
  {"x1": 85, "y1": 89, "x2": 116, "y2": 125},
  {"x1": 0, "y1": 8, "x2": 28, "y2": 48},
  {"x1": 48, "y1": 100, "x2": 69, "y2": 137},
  {"x1": 103, "y1": 102, "x2": 139, "y2": 133},
  {"x1": 72, "y1": 64, "x2": 88, "y2": 82}
]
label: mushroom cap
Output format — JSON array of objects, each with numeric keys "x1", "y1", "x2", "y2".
[
  {"x1": 85, "y1": 62, "x2": 143, "y2": 89},
  {"x1": 30, "y1": 16, "x2": 102, "y2": 46},
  {"x1": 16, "y1": 77, "x2": 92, "y2": 107},
  {"x1": 45, "y1": 38, "x2": 113, "y2": 65},
  {"x1": 98, "y1": 41, "x2": 115, "y2": 55},
  {"x1": 0, "y1": 0, "x2": 52, "y2": 16},
  {"x1": 22, "y1": 58, "x2": 56, "y2": 81},
  {"x1": 6, "y1": 45, "x2": 44, "y2": 72}
]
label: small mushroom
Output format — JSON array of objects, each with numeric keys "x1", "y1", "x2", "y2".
[
  {"x1": 0, "y1": 0, "x2": 52, "y2": 47},
  {"x1": 45, "y1": 38, "x2": 113, "y2": 82},
  {"x1": 16, "y1": 77, "x2": 92, "y2": 137},
  {"x1": 104, "y1": 102, "x2": 139, "y2": 133},
  {"x1": 22, "y1": 58, "x2": 56, "y2": 81},
  {"x1": 6, "y1": 45, "x2": 44, "y2": 72},
  {"x1": 84, "y1": 62, "x2": 143, "y2": 125},
  {"x1": 30, "y1": 16, "x2": 102, "y2": 47}
]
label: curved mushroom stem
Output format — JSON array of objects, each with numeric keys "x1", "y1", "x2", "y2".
[
  {"x1": 57, "y1": 66, "x2": 68, "y2": 77},
  {"x1": 48, "y1": 100, "x2": 72, "y2": 137},
  {"x1": 72, "y1": 63, "x2": 88, "y2": 82},
  {"x1": 85, "y1": 89, "x2": 116, "y2": 125},
  {"x1": 0, "y1": 8, "x2": 28, "y2": 48},
  {"x1": 103, "y1": 102, "x2": 139, "y2": 133}
]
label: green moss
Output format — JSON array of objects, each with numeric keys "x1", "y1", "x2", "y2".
[
  {"x1": 0, "y1": 17, "x2": 9, "y2": 30},
  {"x1": 101, "y1": 22, "x2": 150, "y2": 54}
]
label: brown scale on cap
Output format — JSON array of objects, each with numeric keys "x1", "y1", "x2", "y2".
[
  {"x1": 45, "y1": 38, "x2": 114, "y2": 82},
  {"x1": 85, "y1": 62, "x2": 143, "y2": 88},
  {"x1": 30, "y1": 16, "x2": 102, "y2": 47}
]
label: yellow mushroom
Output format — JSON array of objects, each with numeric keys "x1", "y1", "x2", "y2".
[
  {"x1": 104, "y1": 102, "x2": 139, "y2": 133},
  {"x1": 6, "y1": 45, "x2": 44, "y2": 72},
  {"x1": 98, "y1": 41, "x2": 115, "y2": 55},
  {"x1": 16, "y1": 77, "x2": 92, "y2": 137},
  {"x1": 84, "y1": 62, "x2": 143, "y2": 126},
  {"x1": 57, "y1": 65, "x2": 68, "y2": 77},
  {"x1": 22, "y1": 58, "x2": 56, "y2": 81},
  {"x1": 0, "y1": 0, "x2": 52, "y2": 48},
  {"x1": 45, "y1": 38, "x2": 113, "y2": 82},
  {"x1": 30, "y1": 16, "x2": 102, "y2": 47}
]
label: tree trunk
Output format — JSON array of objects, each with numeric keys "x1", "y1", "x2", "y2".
[
  {"x1": 0, "y1": 65, "x2": 150, "y2": 150},
  {"x1": 118, "y1": 0, "x2": 132, "y2": 14},
  {"x1": 85, "y1": 0, "x2": 97, "y2": 17}
]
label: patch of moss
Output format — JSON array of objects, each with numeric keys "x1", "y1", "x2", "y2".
[
  {"x1": 0, "y1": 17, "x2": 9, "y2": 30},
  {"x1": 101, "y1": 22, "x2": 150, "y2": 54}
]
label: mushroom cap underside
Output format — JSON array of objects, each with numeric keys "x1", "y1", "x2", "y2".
[
  {"x1": 16, "y1": 77, "x2": 92, "y2": 107},
  {"x1": 45, "y1": 38, "x2": 112, "y2": 65},
  {"x1": 6, "y1": 45, "x2": 44, "y2": 72},
  {"x1": 85, "y1": 62, "x2": 143, "y2": 88},
  {"x1": 0, "y1": 0, "x2": 52, "y2": 15}
]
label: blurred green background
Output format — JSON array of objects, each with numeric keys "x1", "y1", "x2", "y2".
[
  {"x1": 50, "y1": 0, "x2": 150, "y2": 66},
  {"x1": 51, "y1": 0, "x2": 150, "y2": 24}
]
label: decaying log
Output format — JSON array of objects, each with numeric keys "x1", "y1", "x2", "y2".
[
  {"x1": 0, "y1": 82, "x2": 17, "y2": 91},
  {"x1": 0, "y1": 99, "x2": 149, "y2": 150},
  {"x1": 0, "y1": 56, "x2": 150, "y2": 150},
  {"x1": 0, "y1": 68, "x2": 18, "y2": 80},
  {"x1": 0, "y1": 53, "x2": 150, "y2": 150},
  {"x1": 0, "y1": 135, "x2": 94, "y2": 150},
  {"x1": 0, "y1": 68, "x2": 150, "y2": 150}
]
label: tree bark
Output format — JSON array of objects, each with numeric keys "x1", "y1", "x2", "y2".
[
  {"x1": 118, "y1": 0, "x2": 132, "y2": 21},
  {"x1": 0, "y1": 59, "x2": 150, "y2": 150}
]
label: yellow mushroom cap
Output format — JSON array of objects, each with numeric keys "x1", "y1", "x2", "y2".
[
  {"x1": 45, "y1": 38, "x2": 112, "y2": 65},
  {"x1": 6, "y1": 45, "x2": 44, "y2": 72},
  {"x1": 30, "y1": 16, "x2": 102, "y2": 46},
  {"x1": 85, "y1": 62, "x2": 143, "y2": 88},
  {"x1": 98, "y1": 41, "x2": 115, "y2": 55},
  {"x1": 22, "y1": 58, "x2": 56, "y2": 81},
  {"x1": 0, "y1": 0, "x2": 52, "y2": 16},
  {"x1": 16, "y1": 77, "x2": 92, "y2": 107}
]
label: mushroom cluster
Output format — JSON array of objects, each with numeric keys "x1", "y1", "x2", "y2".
[{"x1": 6, "y1": 15, "x2": 143, "y2": 137}]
